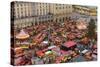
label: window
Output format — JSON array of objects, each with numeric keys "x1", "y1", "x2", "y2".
[
  {"x1": 56, "y1": 4, "x2": 58, "y2": 6},
  {"x1": 20, "y1": 4, "x2": 23, "y2": 6},
  {"x1": 56, "y1": 7, "x2": 58, "y2": 9},
  {"x1": 28, "y1": 13, "x2": 30, "y2": 16},
  {"x1": 17, "y1": 11, "x2": 19, "y2": 17},
  {"x1": 21, "y1": 8, "x2": 23, "y2": 11},
  {"x1": 24, "y1": 3, "x2": 26, "y2": 6},
  {"x1": 59, "y1": 7, "x2": 61, "y2": 9},
  {"x1": 17, "y1": 4, "x2": 19, "y2": 7},
  {"x1": 37, "y1": 12, "x2": 38, "y2": 15},
  {"x1": 69, "y1": 6, "x2": 70, "y2": 8},
  {"x1": 17, "y1": 14, "x2": 19, "y2": 18},
  {"x1": 25, "y1": 10, "x2": 27, "y2": 17},
  {"x1": 17, "y1": 8, "x2": 19, "y2": 11}
]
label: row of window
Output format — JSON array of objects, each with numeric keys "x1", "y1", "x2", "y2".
[
  {"x1": 37, "y1": 3, "x2": 49, "y2": 6},
  {"x1": 38, "y1": 15, "x2": 52, "y2": 19},
  {"x1": 16, "y1": 3, "x2": 50, "y2": 8},
  {"x1": 36, "y1": 10, "x2": 49, "y2": 15},
  {"x1": 14, "y1": 3, "x2": 72, "y2": 19},
  {"x1": 16, "y1": 3, "x2": 33, "y2": 7},
  {"x1": 55, "y1": 4, "x2": 68, "y2": 6},
  {"x1": 14, "y1": 6, "x2": 35, "y2": 18},
  {"x1": 56, "y1": 6, "x2": 71, "y2": 9}
]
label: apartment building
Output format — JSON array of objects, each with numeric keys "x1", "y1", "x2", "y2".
[
  {"x1": 11, "y1": 1, "x2": 35, "y2": 28},
  {"x1": 50, "y1": 4, "x2": 73, "y2": 22},
  {"x1": 11, "y1": 2, "x2": 73, "y2": 28},
  {"x1": 34, "y1": 3, "x2": 53, "y2": 24}
]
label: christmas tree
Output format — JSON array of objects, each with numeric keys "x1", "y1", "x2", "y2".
[{"x1": 87, "y1": 19, "x2": 96, "y2": 40}]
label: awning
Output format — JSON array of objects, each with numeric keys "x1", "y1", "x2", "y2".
[{"x1": 64, "y1": 41, "x2": 76, "y2": 48}]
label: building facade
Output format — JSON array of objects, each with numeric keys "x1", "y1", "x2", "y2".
[
  {"x1": 70, "y1": 5, "x2": 97, "y2": 23},
  {"x1": 11, "y1": 2, "x2": 75, "y2": 28},
  {"x1": 34, "y1": 3, "x2": 53, "y2": 24},
  {"x1": 11, "y1": 1, "x2": 36, "y2": 28},
  {"x1": 12, "y1": 2, "x2": 53, "y2": 28},
  {"x1": 50, "y1": 4, "x2": 73, "y2": 22}
]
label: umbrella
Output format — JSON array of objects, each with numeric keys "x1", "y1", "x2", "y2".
[
  {"x1": 48, "y1": 46, "x2": 57, "y2": 49},
  {"x1": 45, "y1": 51, "x2": 52, "y2": 55},
  {"x1": 81, "y1": 49, "x2": 89, "y2": 54},
  {"x1": 64, "y1": 41, "x2": 76, "y2": 48},
  {"x1": 42, "y1": 41, "x2": 48, "y2": 44}
]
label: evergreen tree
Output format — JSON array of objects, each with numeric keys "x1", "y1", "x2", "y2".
[{"x1": 87, "y1": 19, "x2": 96, "y2": 40}]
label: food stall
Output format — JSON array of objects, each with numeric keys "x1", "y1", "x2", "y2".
[{"x1": 61, "y1": 41, "x2": 77, "y2": 51}]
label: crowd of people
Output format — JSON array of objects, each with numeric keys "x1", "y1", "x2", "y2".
[{"x1": 11, "y1": 17, "x2": 97, "y2": 66}]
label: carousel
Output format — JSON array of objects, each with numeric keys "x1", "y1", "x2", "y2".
[
  {"x1": 16, "y1": 29, "x2": 30, "y2": 39},
  {"x1": 15, "y1": 29, "x2": 30, "y2": 49}
]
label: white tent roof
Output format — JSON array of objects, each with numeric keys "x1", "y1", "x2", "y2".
[{"x1": 16, "y1": 29, "x2": 29, "y2": 39}]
